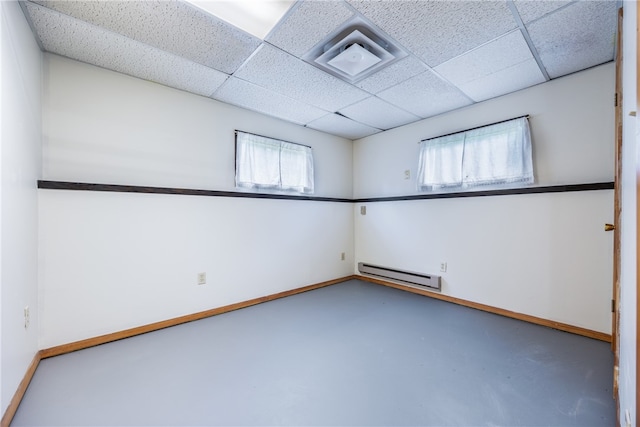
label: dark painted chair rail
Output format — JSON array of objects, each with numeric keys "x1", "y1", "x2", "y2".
[{"x1": 38, "y1": 180, "x2": 614, "y2": 203}]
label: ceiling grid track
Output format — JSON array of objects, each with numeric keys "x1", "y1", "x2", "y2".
[{"x1": 506, "y1": 0, "x2": 551, "y2": 82}]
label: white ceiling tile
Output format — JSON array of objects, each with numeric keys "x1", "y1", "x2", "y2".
[
  {"x1": 355, "y1": 56, "x2": 428, "y2": 94},
  {"x1": 25, "y1": 2, "x2": 227, "y2": 97},
  {"x1": 456, "y1": 59, "x2": 546, "y2": 102},
  {"x1": 212, "y1": 77, "x2": 328, "y2": 126},
  {"x1": 31, "y1": 0, "x2": 260, "y2": 74},
  {"x1": 22, "y1": 0, "x2": 619, "y2": 139},
  {"x1": 526, "y1": 1, "x2": 617, "y2": 78},
  {"x1": 513, "y1": 0, "x2": 572, "y2": 24},
  {"x1": 339, "y1": 97, "x2": 420, "y2": 130},
  {"x1": 377, "y1": 71, "x2": 473, "y2": 119},
  {"x1": 265, "y1": 1, "x2": 354, "y2": 57},
  {"x1": 347, "y1": 0, "x2": 517, "y2": 66},
  {"x1": 307, "y1": 114, "x2": 382, "y2": 140},
  {"x1": 434, "y1": 31, "x2": 539, "y2": 86},
  {"x1": 233, "y1": 44, "x2": 370, "y2": 112}
]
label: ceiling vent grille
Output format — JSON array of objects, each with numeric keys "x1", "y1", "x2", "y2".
[{"x1": 303, "y1": 17, "x2": 407, "y2": 83}]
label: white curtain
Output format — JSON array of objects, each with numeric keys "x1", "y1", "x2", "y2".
[
  {"x1": 417, "y1": 117, "x2": 533, "y2": 191},
  {"x1": 280, "y1": 141, "x2": 314, "y2": 193},
  {"x1": 235, "y1": 131, "x2": 314, "y2": 194},
  {"x1": 417, "y1": 133, "x2": 465, "y2": 188}
]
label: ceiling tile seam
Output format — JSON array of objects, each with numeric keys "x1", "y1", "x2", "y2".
[
  {"x1": 337, "y1": 94, "x2": 421, "y2": 125},
  {"x1": 432, "y1": 28, "x2": 522, "y2": 67},
  {"x1": 207, "y1": 75, "x2": 231, "y2": 98},
  {"x1": 350, "y1": 51, "x2": 444, "y2": 97},
  {"x1": 303, "y1": 121, "x2": 381, "y2": 141},
  {"x1": 425, "y1": 67, "x2": 477, "y2": 105},
  {"x1": 340, "y1": 0, "x2": 407, "y2": 45},
  {"x1": 327, "y1": 55, "x2": 431, "y2": 99},
  {"x1": 371, "y1": 95, "x2": 422, "y2": 121},
  {"x1": 230, "y1": 41, "x2": 268, "y2": 75},
  {"x1": 180, "y1": 0, "x2": 263, "y2": 42},
  {"x1": 266, "y1": 2, "x2": 358, "y2": 61},
  {"x1": 329, "y1": 111, "x2": 382, "y2": 130},
  {"x1": 506, "y1": 0, "x2": 551, "y2": 81},
  {"x1": 336, "y1": 108, "x2": 410, "y2": 132},
  {"x1": 211, "y1": 74, "x2": 334, "y2": 120},
  {"x1": 334, "y1": 97, "x2": 372, "y2": 115},
  {"x1": 357, "y1": 41, "x2": 478, "y2": 106},
  {"x1": 245, "y1": 40, "x2": 349, "y2": 91},
  {"x1": 453, "y1": 56, "x2": 543, "y2": 89},
  {"x1": 334, "y1": 110, "x2": 387, "y2": 131},
  {"x1": 518, "y1": 0, "x2": 578, "y2": 27},
  {"x1": 333, "y1": 111, "x2": 384, "y2": 131},
  {"x1": 237, "y1": 41, "x2": 374, "y2": 111},
  {"x1": 25, "y1": 0, "x2": 237, "y2": 77},
  {"x1": 217, "y1": 100, "x2": 309, "y2": 126},
  {"x1": 261, "y1": 0, "x2": 303, "y2": 42}
]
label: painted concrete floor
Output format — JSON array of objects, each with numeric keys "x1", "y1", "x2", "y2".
[{"x1": 12, "y1": 280, "x2": 615, "y2": 426}]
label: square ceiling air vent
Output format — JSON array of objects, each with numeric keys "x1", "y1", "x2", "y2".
[
  {"x1": 303, "y1": 17, "x2": 407, "y2": 83},
  {"x1": 327, "y1": 38, "x2": 382, "y2": 77}
]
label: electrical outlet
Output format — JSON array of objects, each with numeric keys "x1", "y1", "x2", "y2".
[
  {"x1": 341, "y1": 252, "x2": 346, "y2": 261},
  {"x1": 24, "y1": 306, "x2": 30, "y2": 329},
  {"x1": 197, "y1": 272, "x2": 206, "y2": 285},
  {"x1": 404, "y1": 169, "x2": 411, "y2": 180},
  {"x1": 360, "y1": 206, "x2": 367, "y2": 215},
  {"x1": 440, "y1": 262, "x2": 447, "y2": 273}
]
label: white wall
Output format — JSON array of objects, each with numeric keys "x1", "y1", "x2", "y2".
[
  {"x1": 354, "y1": 64, "x2": 615, "y2": 334},
  {"x1": 1, "y1": 0, "x2": 41, "y2": 416},
  {"x1": 618, "y1": 1, "x2": 637, "y2": 424},
  {"x1": 354, "y1": 64, "x2": 614, "y2": 198},
  {"x1": 42, "y1": 54, "x2": 353, "y2": 198},
  {"x1": 39, "y1": 54, "x2": 354, "y2": 348}
]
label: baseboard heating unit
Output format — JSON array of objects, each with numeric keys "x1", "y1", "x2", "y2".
[{"x1": 358, "y1": 262, "x2": 441, "y2": 291}]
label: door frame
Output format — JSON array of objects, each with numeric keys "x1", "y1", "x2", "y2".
[{"x1": 612, "y1": 8, "x2": 623, "y2": 406}]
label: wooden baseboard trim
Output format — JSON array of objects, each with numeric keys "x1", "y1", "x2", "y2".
[
  {"x1": 357, "y1": 275, "x2": 612, "y2": 343},
  {"x1": 1, "y1": 351, "x2": 42, "y2": 427},
  {"x1": 40, "y1": 275, "x2": 356, "y2": 359}
]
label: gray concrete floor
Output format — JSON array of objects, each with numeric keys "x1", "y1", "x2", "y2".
[{"x1": 12, "y1": 279, "x2": 615, "y2": 426}]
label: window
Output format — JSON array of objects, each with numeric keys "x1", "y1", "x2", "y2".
[
  {"x1": 417, "y1": 117, "x2": 533, "y2": 191},
  {"x1": 235, "y1": 131, "x2": 314, "y2": 194}
]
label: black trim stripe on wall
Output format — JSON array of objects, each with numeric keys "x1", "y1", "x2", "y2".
[
  {"x1": 37, "y1": 180, "x2": 614, "y2": 203},
  {"x1": 353, "y1": 182, "x2": 614, "y2": 203},
  {"x1": 36, "y1": 181, "x2": 352, "y2": 203}
]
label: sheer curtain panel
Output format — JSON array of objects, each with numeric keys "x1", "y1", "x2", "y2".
[
  {"x1": 417, "y1": 117, "x2": 533, "y2": 191},
  {"x1": 235, "y1": 131, "x2": 314, "y2": 194}
]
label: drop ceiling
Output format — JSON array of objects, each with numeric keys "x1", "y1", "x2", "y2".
[{"x1": 20, "y1": 0, "x2": 619, "y2": 140}]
